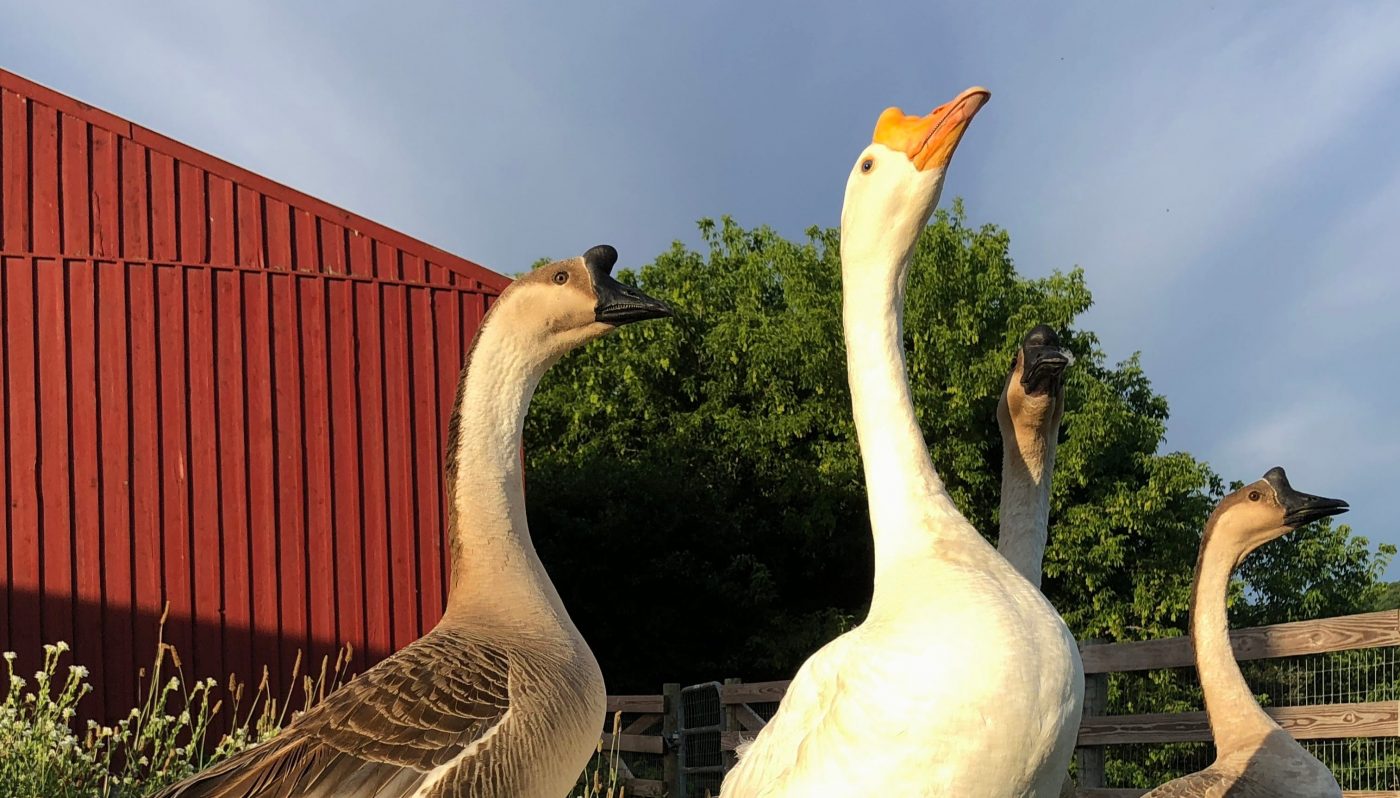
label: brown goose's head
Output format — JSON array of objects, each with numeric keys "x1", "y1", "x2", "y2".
[
  {"x1": 496, "y1": 244, "x2": 671, "y2": 362},
  {"x1": 998, "y1": 324, "x2": 1071, "y2": 438},
  {"x1": 1204, "y1": 467, "x2": 1349, "y2": 561}
]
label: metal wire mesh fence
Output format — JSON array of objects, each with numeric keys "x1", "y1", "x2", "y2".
[
  {"x1": 1099, "y1": 645, "x2": 1400, "y2": 791},
  {"x1": 606, "y1": 612, "x2": 1400, "y2": 796}
]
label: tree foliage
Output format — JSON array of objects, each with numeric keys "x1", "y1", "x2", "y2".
[{"x1": 523, "y1": 205, "x2": 1392, "y2": 692}]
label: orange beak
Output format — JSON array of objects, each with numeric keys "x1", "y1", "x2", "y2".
[{"x1": 873, "y1": 86, "x2": 990, "y2": 171}]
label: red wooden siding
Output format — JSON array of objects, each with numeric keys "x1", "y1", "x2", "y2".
[{"x1": 0, "y1": 69, "x2": 509, "y2": 721}]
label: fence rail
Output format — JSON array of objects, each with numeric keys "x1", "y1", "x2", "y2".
[{"x1": 602, "y1": 610, "x2": 1400, "y2": 797}]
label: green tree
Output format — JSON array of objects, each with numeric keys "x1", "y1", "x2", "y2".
[{"x1": 523, "y1": 205, "x2": 1391, "y2": 692}]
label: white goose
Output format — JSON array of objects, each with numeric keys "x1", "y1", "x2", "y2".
[
  {"x1": 155, "y1": 246, "x2": 672, "y2": 798},
  {"x1": 997, "y1": 324, "x2": 1071, "y2": 588},
  {"x1": 1143, "y1": 468, "x2": 1346, "y2": 798},
  {"x1": 720, "y1": 88, "x2": 1084, "y2": 797}
]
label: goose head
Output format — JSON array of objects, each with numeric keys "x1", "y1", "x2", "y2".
[
  {"x1": 840, "y1": 86, "x2": 990, "y2": 280},
  {"x1": 998, "y1": 324, "x2": 1071, "y2": 437},
  {"x1": 497, "y1": 244, "x2": 672, "y2": 365},
  {"x1": 1206, "y1": 467, "x2": 1349, "y2": 562}
]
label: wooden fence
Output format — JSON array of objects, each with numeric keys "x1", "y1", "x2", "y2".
[{"x1": 604, "y1": 610, "x2": 1400, "y2": 797}]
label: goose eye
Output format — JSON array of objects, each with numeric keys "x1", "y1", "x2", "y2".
[
  {"x1": 1248, "y1": 491, "x2": 1261, "y2": 502},
  {"x1": 553, "y1": 271, "x2": 569, "y2": 285},
  {"x1": 860, "y1": 158, "x2": 875, "y2": 173}
]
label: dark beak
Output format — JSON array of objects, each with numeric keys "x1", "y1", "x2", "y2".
[
  {"x1": 583, "y1": 244, "x2": 673, "y2": 325},
  {"x1": 1020, "y1": 346, "x2": 1070, "y2": 394},
  {"x1": 1263, "y1": 466, "x2": 1350, "y2": 527},
  {"x1": 1018, "y1": 324, "x2": 1069, "y2": 395}
]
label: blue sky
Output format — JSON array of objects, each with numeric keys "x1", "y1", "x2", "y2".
[{"x1": 5, "y1": 2, "x2": 1400, "y2": 575}]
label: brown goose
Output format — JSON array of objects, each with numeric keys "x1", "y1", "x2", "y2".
[
  {"x1": 155, "y1": 246, "x2": 671, "y2": 798},
  {"x1": 996, "y1": 325, "x2": 1076, "y2": 798},
  {"x1": 996, "y1": 324, "x2": 1071, "y2": 588},
  {"x1": 1143, "y1": 467, "x2": 1347, "y2": 798}
]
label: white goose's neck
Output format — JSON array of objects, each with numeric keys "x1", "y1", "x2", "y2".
[
  {"x1": 1192, "y1": 534, "x2": 1275, "y2": 754},
  {"x1": 842, "y1": 245, "x2": 982, "y2": 601},
  {"x1": 443, "y1": 318, "x2": 571, "y2": 625},
  {"x1": 998, "y1": 422, "x2": 1056, "y2": 588}
]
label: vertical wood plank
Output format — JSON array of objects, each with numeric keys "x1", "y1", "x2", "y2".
[
  {"x1": 328, "y1": 279, "x2": 365, "y2": 658},
  {"x1": 156, "y1": 264, "x2": 192, "y2": 660},
  {"x1": 234, "y1": 186, "x2": 264, "y2": 268},
  {"x1": 207, "y1": 175, "x2": 234, "y2": 266},
  {"x1": 426, "y1": 260, "x2": 452, "y2": 286},
  {"x1": 178, "y1": 162, "x2": 206, "y2": 264},
  {"x1": 4, "y1": 256, "x2": 40, "y2": 667},
  {"x1": 400, "y1": 252, "x2": 425, "y2": 284},
  {"x1": 120, "y1": 139, "x2": 148, "y2": 260},
  {"x1": 375, "y1": 241, "x2": 399, "y2": 282},
  {"x1": 381, "y1": 284, "x2": 420, "y2": 648},
  {"x1": 299, "y1": 275, "x2": 336, "y2": 662},
  {"x1": 1077, "y1": 641, "x2": 1109, "y2": 789},
  {"x1": 435, "y1": 289, "x2": 463, "y2": 591},
  {"x1": 67, "y1": 259, "x2": 103, "y2": 710},
  {"x1": 242, "y1": 271, "x2": 280, "y2": 695},
  {"x1": 0, "y1": 258, "x2": 9, "y2": 653},
  {"x1": 148, "y1": 153, "x2": 177, "y2": 262},
  {"x1": 663, "y1": 683, "x2": 681, "y2": 796},
  {"x1": 96, "y1": 258, "x2": 134, "y2": 716},
  {"x1": 59, "y1": 114, "x2": 90, "y2": 256},
  {"x1": 293, "y1": 208, "x2": 318, "y2": 273},
  {"x1": 36, "y1": 257, "x2": 74, "y2": 651},
  {"x1": 127, "y1": 262, "x2": 163, "y2": 678},
  {"x1": 270, "y1": 271, "x2": 309, "y2": 683},
  {"x1": 263, "y1": 198, "x2": 291, "y2": 271},
  {"x1": 214, "y1": 269, "x2": 251, "y2": 691},
  {"x1": 319, "y1": 219, "x2": 345, "y2": 275},
  {"x1": 186, "y1": 266, "x2": 223, "y2": 683},
  {"x1": 347, "y1": 230, "x2": 373, "y2": 279},
  {"x1": 409, "y1": 288, "x2": 444, "y2": 627},
  {"x1": 89, "y1": 128, "x2": 119, "y2": 258},
  {"x1": 30, "y1": 104, "x2": 59, "y2": 253},
  {"x1": 355, "y1": 280, "x2": 392, "y2": 660},
  {"x1": 2, "y1": 91, "x2": 31, "y2": 251}
]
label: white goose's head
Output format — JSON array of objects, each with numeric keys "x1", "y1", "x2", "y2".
[
  {"x1": 493, "y1": 244, "x2": 672, "y2": 368},
  {"x1": 840, "y1": 86, "x2": 990, "y2": 276}
]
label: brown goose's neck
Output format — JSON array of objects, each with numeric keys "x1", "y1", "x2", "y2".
[
  {"x1": 440, "y1": 314, "x2": 571, "y2": 624},
  {"x1": 998, "y1": 414, "x2": 1057, "y2": 587},
  {"x1": 1191, "y1": 524, "x2": 1276, "y2": 754}
]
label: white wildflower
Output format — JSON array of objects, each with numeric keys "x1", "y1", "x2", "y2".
[{"x1": 2, "y1": 651, "x2": 15, "y2": 662}]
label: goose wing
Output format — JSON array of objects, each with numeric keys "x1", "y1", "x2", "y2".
[
  {"x1": 1142, "y1": 770, "x2": 1232, "y2": 798},
  {"x1": 154, "y1": 628, "x2": 512, "y2": 798},
  {"x1": 720, "y1": 637, "x2": 844, "y2": 796}
]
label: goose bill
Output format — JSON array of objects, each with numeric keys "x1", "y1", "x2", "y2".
[
  {"x1": 1021, "y1": 345, "x2": 1070, "y2": 395},
  {"x1": 593, "y1": 275, "x2": 672, "y2": 325}
]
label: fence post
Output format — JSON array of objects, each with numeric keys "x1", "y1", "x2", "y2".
[
  {"x1": 722, "y1": 677, "x2": 741, "y2": 770},
  {"x1": 1076, "y1": 640, "x2": 1107, "y2": 792},
  {"x1": 663, "y1": 682, "x2": 682, "y2": 796}
]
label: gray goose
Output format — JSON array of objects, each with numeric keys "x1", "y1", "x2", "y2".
[
  {"x1": 996, "y1": 324, "x2": 1071, "y2": 588},
  {"x1": 1143, "y1": 468, "x2": 1347, "y2": 798},
  {"x1": 155, "y1": 245, "x2": 671, "y2": 798}
]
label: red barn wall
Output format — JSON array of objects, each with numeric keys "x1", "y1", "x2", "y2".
[{"x1": 0, "y1": 68, "x2": 509, "y2": 720}]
